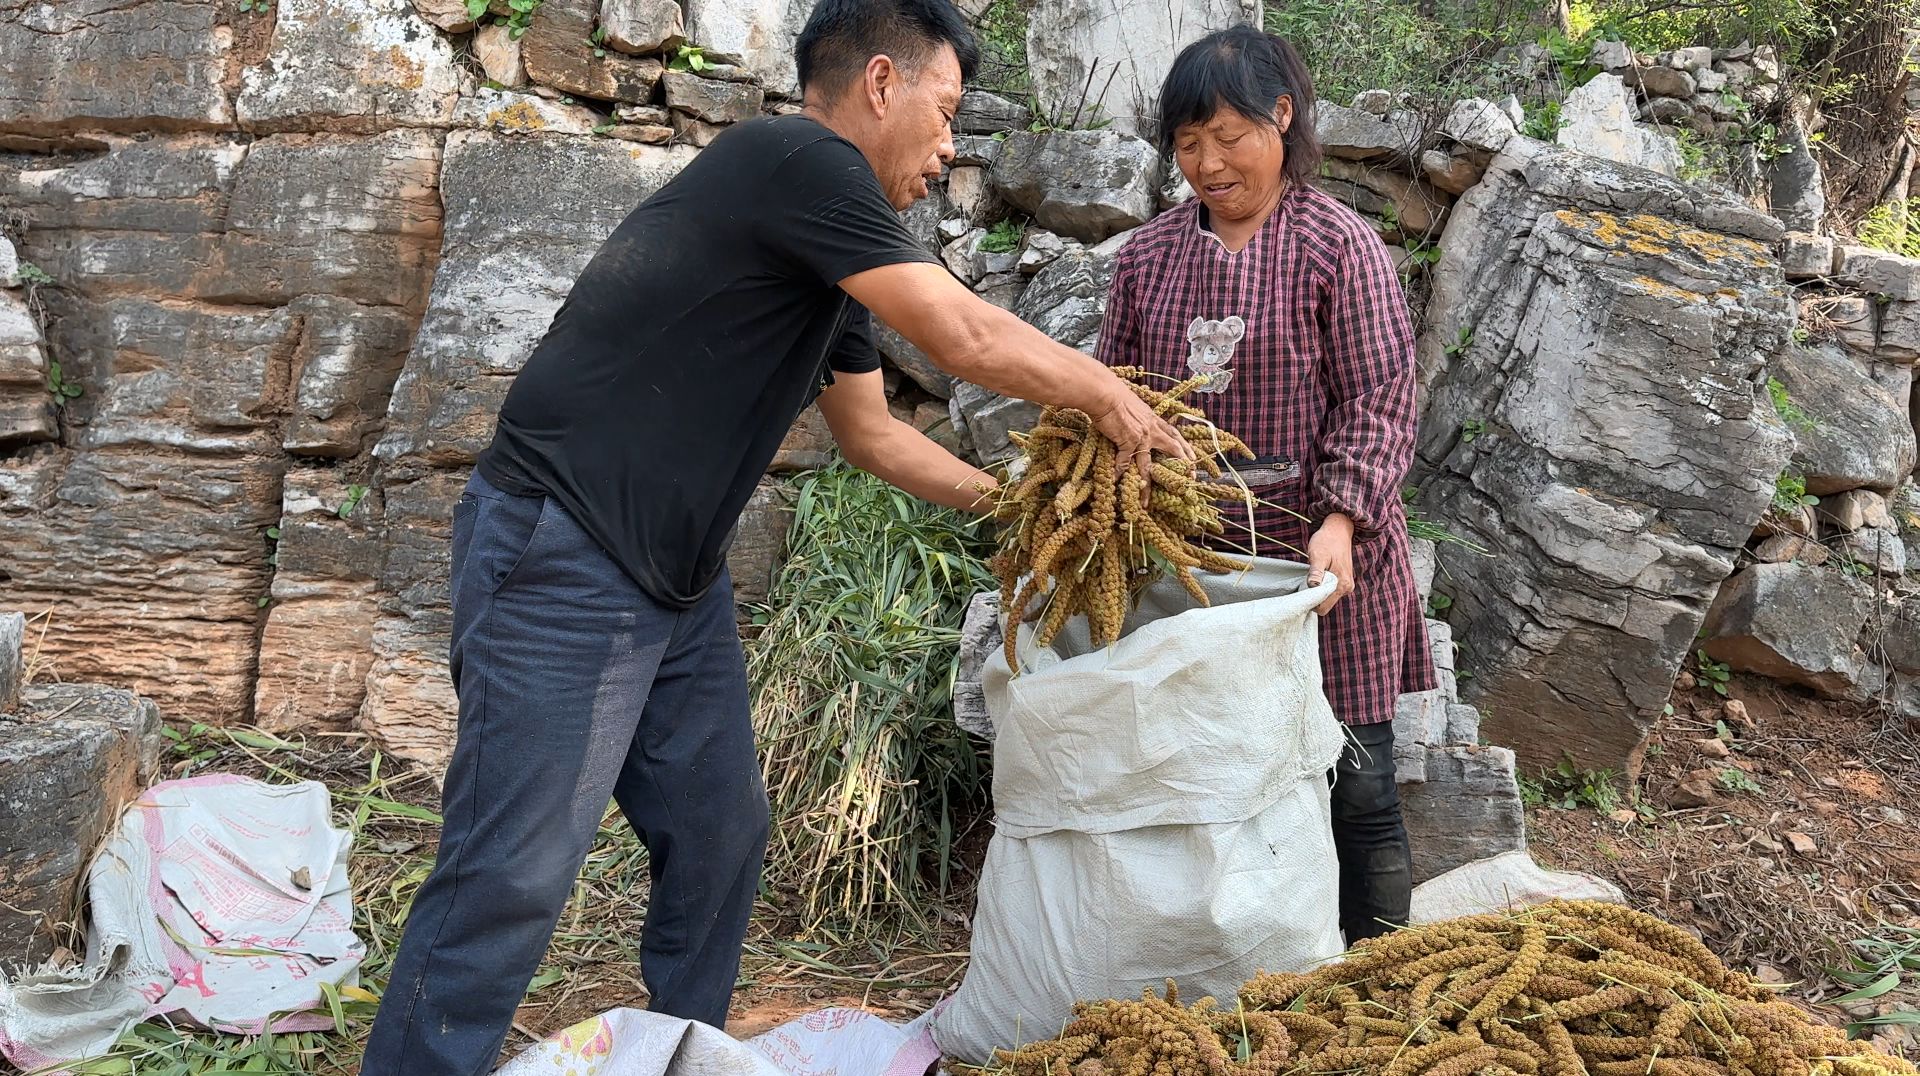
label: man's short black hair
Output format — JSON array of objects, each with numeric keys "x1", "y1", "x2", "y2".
[{"x1": 795, "y1": 0, "x2": 980, "y2": 100}]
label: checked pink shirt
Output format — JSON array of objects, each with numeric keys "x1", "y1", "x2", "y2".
[{"x1": 1097, "y1": 181, "x2": 1437, "y2": 726}]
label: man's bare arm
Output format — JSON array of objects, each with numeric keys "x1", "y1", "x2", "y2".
[
  {"x1": 838, "y1": 261, "x2": 1191, "y2": 483},
  {"x1": 815, "y1": 369, "x2": 998, "y2": 513}
]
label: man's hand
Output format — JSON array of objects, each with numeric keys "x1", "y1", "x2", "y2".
[
  {"x1": 1090, "y1": 377, "x2": 1194, "y2": 506},
  {"x1": 1307, "y1": 513, "x2": 1356, "y2": 615}
]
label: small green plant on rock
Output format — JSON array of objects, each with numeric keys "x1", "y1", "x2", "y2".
[
  {"x1": 1461, "y1": 417, "x2": 1486, "y2": 443},
  {"x1": 16, "y1": 262, "x2": 52, "y2": 287},
  {"x1": 669, "y1": 44, "x2": 713, "y2": 72},
  {"x1": 46, "y1": 359, "x2": 82, "y2": 406},
  {"x1": 1535, "y1": 756, "x2": 1622, "y2": 813},
  {"x1": 1444, "y1": 325, "x2": 1474, "y2": 357},
  {"x1": 1521, "y1": 99, "x2": 1564, "y2": 141},
  {"x1": 977, "y1": 218, "x2": 1024, "y2": 255},
  {"x1": 236, "y1": 0, "x2": 270, "y2": 12},
  {"x1": 1767, "y1": 377, "x2": 1815, "y2": 432},
  {"x1": 466, "y1": 0, "x2": 544, "y2": 39},
  {"x1": 1694, "y1": 648, "x2": 1731, "y2": 696},
  {"x1": 1717, "y1": 767, "x2": 1762, "y2": 794},
  {"x1": 1773, "y1": 473, "x2": 1818, "y2": 513}
]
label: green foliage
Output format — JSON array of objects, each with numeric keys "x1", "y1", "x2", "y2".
[
  {"x1": 1858, "y1": 200, "x2": 1920, "y2": 259},
  {"x1": 1574, "y1": 0, "x2": 1820, "y2": 56},
  {"x1": 1773, "y1": 472, "x2": 1818, "y2": 513},
  {"x1": 973, "y1": 0, "x2": 1031, "y2": 97},
  {"x1": 1264, "y1": 0, "x2": 1476, "y2": 105},
  {"x1": 747, "y1": 463, "x2": 995, "y2": 943},
  {"x1": 1767, "y1": 377, "x2": 1815, "y2": 432},
  {"x1": 338, "y1": 484, "x2": 369, "y2": 520},
  {"x1": 1716, "y1": 767, "x2": 1763, "y2": 793},
  {"x1": 1694, "y1": 648, "x2": 1731, "y2": 696},
  {"x1": 45, "y1": 359, "x2": 82, "y2": 406},
  {"x1": 463, "y1": 0, "x2": 543, "y2": 39},
  {"x1": 977, "y1": 218, "x2": 1025, "y2": 254},
  {"x1": 1461, "y1": 417, "x2": 1486, "y2": 443},
  {"x1": 1521, "y1": 98, "x2": 1564, "y2": 140},
  {"x1": 1533, "y1": 756, "x2": 1623, "y2": 813},
  {"x1": 1445, "y1": 325, "x2": 1475, "y2": 357},
  {"x1": 1405, "y1": 238, "x2": 1444, "y2": 269},
  {"x1": 1829, "y1": 923, "x2": 1920, "y2": 1038},
  {"x1": 1671, "y1": 128, "x2": 1727, "y2": 186},
  {"x1": 16, "y1": 261, "x2": 53, "y2": 287},
  {"x1": 669, "y1": 44, "x2": 714, "y2": 72},
  {"x1": 236, "y1": 0, "x2": 270, "y2": 12},
  {"x1": 588, "y1": 25, "x2": 608, "y2": 57},
  {"x1": 1428, "y1": 591, "x2": 1455, "y2": 617}
]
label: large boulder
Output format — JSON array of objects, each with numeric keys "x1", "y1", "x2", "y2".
[
  {"x1": 990, "y1": 129, "x2": 1162, "y2": 244},
  {"x1": 364, "y1": 132, "x2": 697, "y2": 770},
  {"x1": 0, "y1": 0, "x2": 232, "y2": 145},
  {"x1": 1402, "y1": 746, "x2": 1527, "y2": 885},
  {"x1": 1024, "y1": 0, "x2": 1255, "y2": 138},
  {"x1": 1412, "y1": 139, "x2": 1795, "y2": 776},
  {"x1": 236, "y1": 0, "x2": 464, "y2": 130},
  {"x1": 1557, "y1": 75, "x2": 1681, "y2": 177},
  {"x1": 1701, "y1": 562, "x2": 1873, "y2": 697},
  {"x1": 1317, "y1": 103, "x2": 1423, "y2": 162},
  {"x1": 1765, "y1": 115, "x2": 1826, "y2": 235},
  {"x1": 1, "y1": 675, "x2": 164, "y2": 964},
  {"x1": 687, "y1": 0, "x2": 806, "y2": 97},
  {"x1": 1771, "y1": 343, "x2": 1917, "y2": 494}
]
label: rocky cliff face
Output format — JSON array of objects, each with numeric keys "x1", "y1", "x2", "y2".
[{"x1": 3, "y1": 0, "x2": 1917, "y2": 780}]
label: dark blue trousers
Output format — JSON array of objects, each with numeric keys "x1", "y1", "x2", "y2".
[{"x1": 362, "y1": 472, "x2": 770, "y2": 1075}]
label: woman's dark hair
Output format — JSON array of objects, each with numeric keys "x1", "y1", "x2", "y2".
[
  {"x1": 1157, "y1": 25, "x2": 1322, "y2": 187},
  {"x1": 795, "y1": 0, "x2": 981, "y2": 100}
]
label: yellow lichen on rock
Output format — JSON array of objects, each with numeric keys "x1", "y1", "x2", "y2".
[
  {"x1": 1552, "y1": 209, "x2": 1770, "y2": 268},
  {"x1": 488, "y1": 100, "x2": 549, "y2": 130}
]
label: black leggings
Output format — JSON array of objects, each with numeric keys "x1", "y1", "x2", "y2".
[{"x1": 1328, "y1": 721, "x2": 1412, "y2": 944}]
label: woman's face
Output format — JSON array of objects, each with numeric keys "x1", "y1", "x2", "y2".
[{"x1": 1172, "y1": 97, "x2": 1294, "y2": 226}]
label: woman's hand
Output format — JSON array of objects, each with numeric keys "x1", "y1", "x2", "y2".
[{"x1": 1307, "y1": 513, "x2": 1356, "y2": 615}]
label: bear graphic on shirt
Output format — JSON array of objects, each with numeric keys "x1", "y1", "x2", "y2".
[{"x1": 1186, "y1": 315, "x2": 1245, "y2": 394}]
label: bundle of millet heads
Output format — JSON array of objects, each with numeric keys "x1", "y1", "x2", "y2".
[
  {"x1": 989, "y1": 367, "x2": 1259, "y2": 669},
  {"x1": 975, "y1": 900, "x2": 1919, "y2": 1076}
]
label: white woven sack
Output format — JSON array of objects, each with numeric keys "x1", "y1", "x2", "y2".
[{"x1": 933, "y1": 558, "x2": 1348, "y2": 1065}]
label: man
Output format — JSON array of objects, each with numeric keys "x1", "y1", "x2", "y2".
[{"x1": 358, "y1": 0, "x2": 1188, "y2": 1069}]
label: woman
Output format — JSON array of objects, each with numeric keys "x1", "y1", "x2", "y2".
[{"x1": 1096, "y1": 25, "x2": 1436, "y2": 943}]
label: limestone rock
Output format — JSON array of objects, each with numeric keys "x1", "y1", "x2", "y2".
[
  {"x1": 770, "y1": 404, "x2": 833, "y2": 473},
  {"x1": 1412, "y1": 139, "x2": 1796, "y2": 775},
  {"x1": 1820, "y1": 296, "x2": 1879, "y2": 354},
  {"x1": 1703, "y1": 562, "x2": 1872, "y2": 696},
  {"x1": 687, "y1": 0, "x2": 806, "y2": 96},
  {"x1": 0, "y1": 292, "x2": 56, "y2": 448},
  {"x1": 376, "y1": 132, "x2": 698, "y2": 469},
  {"x1": 990, "y1": 129, "x2": 1162, "y2": 243},
  {"x1": 950, "y1": 380, "x2": 1041, "y2": 466},
  {"x1": 237, "y1": 0, "x2": 463, "y2": 130},
  {"x1": 1, "y1": 613, "x2": 21, "y2": 714},
  {"x1": 1558, "y1": 74, "x2": 1681, "y2": 177},
  {"x1": 874, "y1": 319, "x2": 953, "y2": 399},
  {"x1": 1318, "y1": 102, "x2": 1423, "y2": 161},
  {"x1": 727, "y1": 480, "x2": 793, "y2": 606},
  {"x1": 953, "y1": 592, "x2": 1000, "y2": 739},
  {"x1": 356, "y1": 470, "x2": 462, "y2": 774},
  {"x1": 0, "y1": 237, "x2": 17, "y2": 289},
  {"x1": 601, "y1": 0, "x2": 686, "y2": 53},
  {"x1": 285, "y1": 297, "x2": 419, "y2": 458},
  {"x1": 953, "y1": 135, "x2": 1003, "y2": 169},
  {"x1": 956, "y1": 91, "x2": 1032, "y2": 135},
  {"x1": 0, "y1": 0, "x2": 232, "y2": 141},
  {"x1": 475, "y1": 25, "x2": 529, "y2": 88},
  {"x1": 0, "y1": 448, "x2": 285, "y2": 724},
  {"x1": 0, "y1": 683, "x2": 163, "y2": 962},
  {"x1": 1766, "y1": 116, "x2": 1825, "y2": 234},
  {"x1": 1591, "y1": 39, "x2": 1634, "y2": 71},
  {"x1": 943, "y1": 229, "x2": 1020, "y2": 285},
  {"x1": 1402, "y1": 746, "x2": 1527, "y2": 884},
  {"x1": 1628, "y1": 64, "x2": 1697, "y2": 99},
  {"x1": 453, "y1": 89, "x2": 606, "y2": 135},
  {"x1": 1321, "y1": 159, "x2": 1449, "y2": 236},
  {"x1": 1837, "y1": 246, "x2": 1920, "y2": 301},
  {"x1": 411, "y1": 0, "x2": 477, "y2": 30},
  {"x1": 1753, "y1": 532, "x2": 1826, "y2": 565},
  {"x1": 1880, "y1": 300, "x2": 1920, "y2": 363},
  {"x1": 1882, "y1": 595, "x2": 1920, "y2": 676},
  {"x1": 662, "y1": 70, "x2": 763, "y2": 124},
  {"x1": 1350, "y1": 89, "x2": 1392, "y2": 115},
  {"x1": 1779, "y1": 232, "x2": 1835, "y2": 280},
  {"x1": 1018, "y1": 230, "x2": 1076, "y2": 276},
  {"x1": 1821, "y1": 489, "x2": 1893, "y2": 533},
  {"x1": 1440, "y1": 98, "x2": 1518, "y2": 157},
  {"x1": 1024, "y1": 0, "x2": 1255, "y2": 137},
  {"x1": 671, "y1": 113, "x2": 725, "y2": 146},
  {"x1": 1836, "y1": 525, "x2": 1907, "y2": 577},
  {"x1": 253, "y1": 468, "x2": 385, "y2": 733},
  {"x1": 606, "y1": 123, "x2": 675, "y2": 144},
  {"x1": 1014, "y1": 233, "x2": 1125, "y2": 355},
  {"x1": 947, "y1": 166, "x2": 998, "y2": 227},
  {"x1": 524, "y1": 0, "x2": 666, "y2": 103},
  {"x1": 1422, "y1": 149, "x2": 1487, "y2": 196},
  {"x1": 1772, "y1": 343, "x2": 1917, "y2": 495}
]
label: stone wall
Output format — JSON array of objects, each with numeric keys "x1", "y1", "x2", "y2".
[{"x1": 4, "y1": 0, "x2": 1918, "y2": 782}]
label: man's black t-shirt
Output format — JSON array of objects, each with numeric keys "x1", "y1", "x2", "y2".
[{"x1": 476, "y1": 115, "x2": 938, "y2": 608}]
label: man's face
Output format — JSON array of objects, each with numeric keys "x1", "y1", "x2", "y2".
[{"x1": 875, "y1": 47, "x2": 962, "y2": 210}]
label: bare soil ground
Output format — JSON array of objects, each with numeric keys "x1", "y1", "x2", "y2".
[{"x1": 1525, "y1": 673, "x2": 1920, "y2": 1054}]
